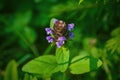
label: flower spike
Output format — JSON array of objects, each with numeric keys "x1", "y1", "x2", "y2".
[{"x1": 45, "y1": 19, "x2": 75, "y2": 48}]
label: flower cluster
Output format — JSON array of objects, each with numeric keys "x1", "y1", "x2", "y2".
[{"x1": 45, "y1": 19, "x2": 74, "y2": 48}]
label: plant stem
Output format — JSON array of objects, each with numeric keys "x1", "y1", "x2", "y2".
[
  {"x1": 102, "y1": 50, "x2": 112, "y2": 80},
  {"x1": 43, "y1": 43, "x2": 55, "y2": 55},
  {"x1": 63, "y1": 72, "x2": 66, "y2": 80}
]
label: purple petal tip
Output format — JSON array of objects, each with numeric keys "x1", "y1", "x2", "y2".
[{"x1": 68, "y1": 23, "x2": 74, "y2": 31}]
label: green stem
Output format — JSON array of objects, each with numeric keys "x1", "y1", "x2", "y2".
[
  {"x1": 63, "y1": 72, "x2": 66, "y2": 80},
  {"x1": 43, "y1": 43, "x2": 55, "y2": 55},
  {"x1": 102, "y1": 50, "x2": 112, "y2": 80}
]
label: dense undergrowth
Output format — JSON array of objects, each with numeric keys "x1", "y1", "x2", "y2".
[{"x1": 0, "y1": 0, "x2": 120, "y2": 80}]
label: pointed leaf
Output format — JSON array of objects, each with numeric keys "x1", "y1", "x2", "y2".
[
  {"x1": 22, "y1": 55, "x2": 59, "y2": 75},
  {"x1": 70, "y1": 55, "x2": 102, "y2": 74}
]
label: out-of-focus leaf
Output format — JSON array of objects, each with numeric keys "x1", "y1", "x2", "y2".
[
  {"x1": 24, "y1": 73, "x2": 32, "y2": 80},
  {"x1": 106, "y1": 27, "x2": 120, "y2": 53},
  {"x1": 4, "y1": 60, "x2": 18, "y2": 80},
  {"x1": 12, "y1": 11, "x2": 32, "y2": 31},
  {"x1": 18, "y1": 27, "x2": 37, "y2": 49},
  {"x1": 69, "y1": 55, "x2": 102, "y2": 74},
  {"x1": 32, "y1": 12, "x2": 50, "y2": 27},
  {"x1": 55, "y1": 47, "x2": 69, "y2": 72},
  {"x1": 111, "y1": 27, "x2": 120, "y2": 37},
  {"x1": 79, "y1": 0, "x2": 84, "y2": 5},
  {"x1": 106, "y1": 37, "x2": 120, "y2": 53},
  {"x1": 50, "y1": 2, "x2": 76, "y2": 16},
  {"x1": 22, "y1": 55, "x2": 59, "y2": 76},
  {"x1": 18, "y1": 54, "x2": 32, "y2": 65},
  {"x1": 32, "y1": 77, "x2": 38, "y2": 80},
  {"x1": 83, "y1": 38, "x2": 91, "y2": 50},
  {"x1": 34, "y1": 0, "x2": 43, "y2": 3},
  {"x1": 90, "y1": 47, "x2": 101, "y2": 58},
  {"x1": 23, "y1": 27, "x2": 37, "y2": 44},
  {"x1": 24, "y1": 73, "x2": 38, "y2": 80}
]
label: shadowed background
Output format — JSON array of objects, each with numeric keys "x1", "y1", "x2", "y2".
[{"x1": 0, "y1": 0, "x2": 120, "y2": 80}]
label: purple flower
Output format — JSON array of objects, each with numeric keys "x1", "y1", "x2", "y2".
[
  {"x1": 45, "y1": 28, "x2": 53, "y2": 35},
  {"x1": 45, "y1": 18, "x2": 75, "y2": 48},
  {"x1": 68, "y1": 23, "x2": 74, "y2": 31},
  {"x1": 54, "y1": 19, "x2": 58, "y2": 24},
  {"x1": 46, "y1": 36, "x2": 53, "y2": 43},
  {"x1": 58, "y1": 36, "x2": 66, "y2": 41},
  {"x1": 69, "y1": 32, "x2": 74, "y2": 38},
  {"x1": 56, "y1": 41, "x2": 65, "y2": 48},
  {"x1": 55, "y1": 36, "x2": 66, "y2": 48}
]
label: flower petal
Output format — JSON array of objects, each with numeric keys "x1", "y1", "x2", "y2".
[
  {"x1": 56, "y1": 41, "x2": 64, "y2": 48},
  {"x1": 45, "y1": 28, "x2": 53, "y2": 35},
  {"x1": 58, "y1": 36, "x2": 66, "y2": 41},
  {"x1": 69, "y1": 32, "x2": 74, "y2": 38},
  {"x1": 68, "y1": 23, "x2": 74, "y2": 31},
  {"x1": 54, "y1": 19, "x2": 58, "y2": 24},
  {"x1": 46, "y1": 36, "x2": 53, "y2": 43}
]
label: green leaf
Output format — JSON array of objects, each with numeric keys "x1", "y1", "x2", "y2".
[
  {"x1": 32, "y1": 77, "x2": 38, "y2": 80},
  {"x1": 22, "y1": 55, "x2": 59, "y2": 76},
  {"x1": 23, "y1": 27, "x2": 37, "y2": 44},
  {"x1": 24, "y1": 73, "x2": 32, "y2": 80},
  {"x1": 106, "y1": 37, "x2": 120, "y2": 53},
  {"x1": 90, "y1": 47, "x2": 101, "y2": 58},
  {"x1": 56, "y1": 47, "x2": 69, "y2": 72},
  {"x1": 79, "y1": 0, "x2": 84, "y2": 5},
  {"x1": 24, "y1": 73, "x2": 38, "y2": 80},
  {"x1": 19, "y1": 27, "x2": 37, "y2": 49},
  {"x1": 69, "y1": 55, "x2": 102, "y2": 74},
  {"x1": 4, "y1": 60, "x2": 18, "y2": 80},
  {"x1": 50, "y1": 18, "x2": 56, "y2": 29},
  {"x1": 12, "y1": 11, "x2": 32, "y2": 31},
  {"x1": 111, "y1": 27, "x2": 120, "y2": 37}
]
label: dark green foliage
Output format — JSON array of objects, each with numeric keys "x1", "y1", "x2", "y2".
[
  {"x1": 0, "y1": 0, "x2": 120, "y2": 80},
  {"x1": 106, "y1": 27, "x2": 120, "y2": 53}
]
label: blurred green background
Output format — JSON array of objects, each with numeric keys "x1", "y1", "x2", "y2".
[{"x1": 0, "y1": 0, "x2": 120, "y2": 80}]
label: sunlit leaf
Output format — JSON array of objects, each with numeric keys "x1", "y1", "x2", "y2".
[
  {"x1": 22, "y1": 55, "x2": 59, "y2": 76},
  {"x1": 55, "y1": 47, "x2": 69, "y2": 72},
  {"x1": 70, "y1": 55, "x2": 102, "y2": 74}
]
